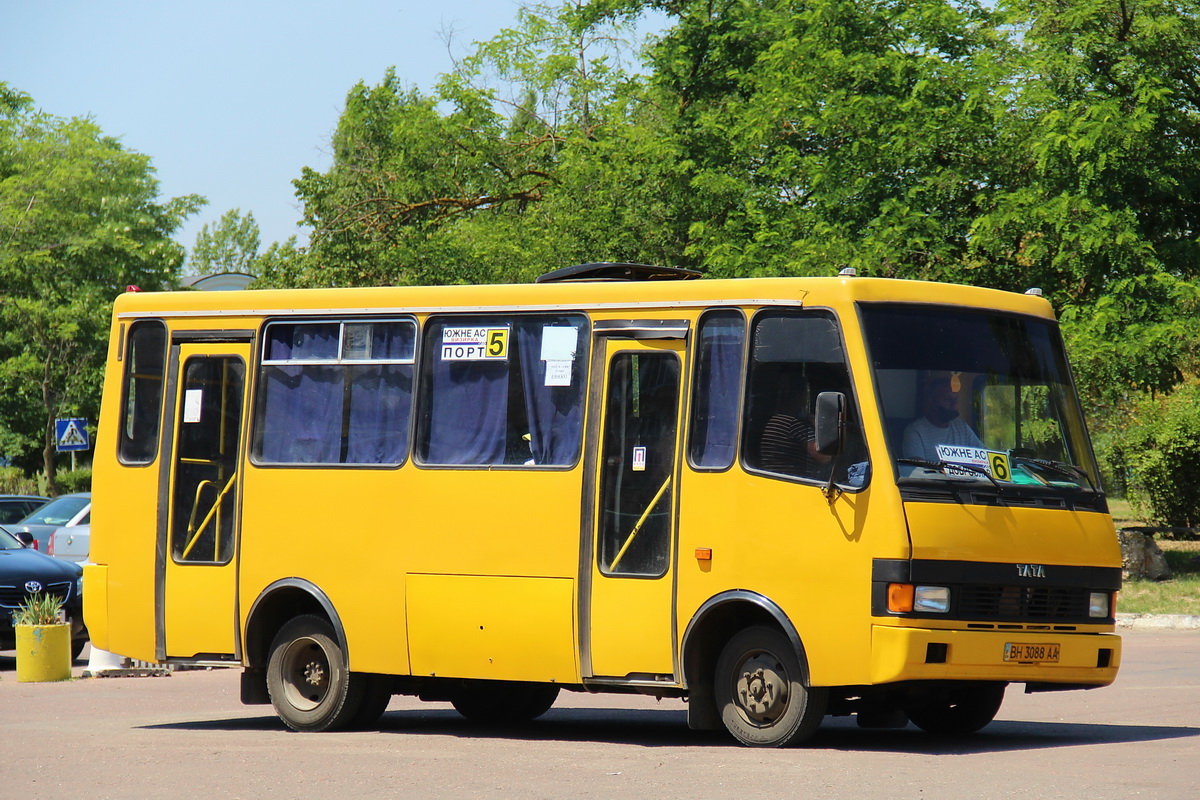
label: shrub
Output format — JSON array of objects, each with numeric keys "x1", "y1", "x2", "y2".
[
  {"x1": 1118, "y1": 379, "x2": 1200, "y2": 527},
  {"x1": 54, "y1": 468, "x2": 92, "y2": 494},
  {"x1": 0, "y1": 466, "x2": 39, "y2": 495}
]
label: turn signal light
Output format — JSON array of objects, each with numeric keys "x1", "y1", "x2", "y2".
[{"x1": 888, "y1": 583, "x2": 915, "y2": 613}]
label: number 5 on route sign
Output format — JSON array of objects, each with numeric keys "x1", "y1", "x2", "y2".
[{"x1": 55, "y1": 418, "x2": 90, "y2": 452}]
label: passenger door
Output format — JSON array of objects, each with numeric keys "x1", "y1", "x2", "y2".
[
  {"x1": 583, "y1": 329, "x2": 686, "y2": 681},
  {"x1": 158, "y1": 339, "x2": 250, "y2": 661}
]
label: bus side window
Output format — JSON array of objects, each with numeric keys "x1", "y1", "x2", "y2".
[
  {"x1": 253, "y1": 319, "x2": 416, "y2": 466},
  {"x1": 416, "y1": 315, "x2": 588, "y2": 467},
  {"x1": 688, "y1": 310, "x2": 745, "y2": 470},
  {"x1": 118, "y1": 320, "x2": 168, "y2": 465},
  {"x1": 742, "y1": 311, "x2": 867, "y2": 487}
]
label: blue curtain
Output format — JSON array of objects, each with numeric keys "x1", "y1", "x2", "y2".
[
  {"x1": 423, "y1": 321, "x2": 510, "y2": 464},
  {"x1": 259, "y1": 365, "x2": 343, "y2": 463},
  {"x1": 516, "y1": 322, "x2": 585, "y2": 465},
  {"x1": 690, "y1": 313, "x2": 744, "y2": 468},
  {"x1": 346, "y1": 365, "x2": 411, "y2": 463}
]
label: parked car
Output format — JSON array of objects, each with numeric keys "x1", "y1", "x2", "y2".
[
  {"x1": 8, "y1": 492, "x2": 90, "y2": 553},
  {"x1": 48, "y1": 523, "x2": 89, "y2": 563},
  {"x1": 0, "y1": 494, "x2": 50, "y2": 526},
  {"x1": 0, "y1": 524, "x2": 88, "y2": 659}
]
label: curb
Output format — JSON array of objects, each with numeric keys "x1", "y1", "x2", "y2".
[{"x1": 1116, "y1": 613, "x2": 1200, "y2": 631}]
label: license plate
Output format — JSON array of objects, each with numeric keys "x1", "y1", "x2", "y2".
[{"x1": 1004, "y1": 642, "x2": 1060, "y2": 663}]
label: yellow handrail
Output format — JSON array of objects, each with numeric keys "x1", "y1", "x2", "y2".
[
  {"x1": 609, "y1": 476, "x2": 671, "y2": 571},
  {"x1": 180, "y1": 472, "x2": 238, "y2": 559}
]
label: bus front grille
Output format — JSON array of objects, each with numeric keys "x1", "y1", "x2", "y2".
[{"x1": 957, "y1": 585, "x2": 1091, "y2": 623}]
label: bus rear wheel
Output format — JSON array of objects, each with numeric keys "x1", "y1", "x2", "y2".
[
  {"x1": 714, "y1": 626, "x2": 827, "y2": 747},
  {"x1": 904, "y1": 682, "x2": 1005, "y2": 735},
  {"x1": 267, "y1": 615, "x2": 364, "y2": 732},
  {"x1": 450, "y1": 680, "x2": 560, "y2": 724}
]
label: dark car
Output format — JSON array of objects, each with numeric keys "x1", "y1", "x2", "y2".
[
  {"x1": 0, "y1": 494, "x2": 50, "y2": 526},
  {"x1": 0, "y1": 524, "x2": 88, "y2": 659}
]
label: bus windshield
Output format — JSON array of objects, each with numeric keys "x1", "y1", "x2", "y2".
[{"x1": 860, "y1": 303, "x2": 1101, "y2": 498}]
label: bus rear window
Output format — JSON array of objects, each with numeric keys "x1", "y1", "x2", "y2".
[{"x1": 118, "y1": 320, "x2": 167, "y2": 465}]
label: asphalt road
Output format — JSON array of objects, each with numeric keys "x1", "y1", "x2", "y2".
[{"x1": 1, "y1": 630, "x2": 1197, "y2": 800}]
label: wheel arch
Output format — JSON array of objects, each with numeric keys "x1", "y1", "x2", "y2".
[
  {"x1": 679, "y1": 590, "x2": 811, "y2": 730},
  {"x1": 243, "y1": 579, "x2": 349, "y2": 670}
]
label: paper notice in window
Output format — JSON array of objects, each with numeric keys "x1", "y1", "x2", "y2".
[
  {"x1": 184, "y1": 389, "x2": 203, "y2": 423},
  {"x1": 545, "y1": 360, "x2": 572, "y2": 387},
  {"x1": 540, "y1": 327, "x2": 578, "y2": 361}
]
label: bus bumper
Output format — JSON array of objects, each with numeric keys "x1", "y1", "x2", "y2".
[{"x1": 869, "y1": 624, "x2": 1121, "y2": 688}]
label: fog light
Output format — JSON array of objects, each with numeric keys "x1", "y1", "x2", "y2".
[
  {"x1": 914, "y1": 585, "x2": 951, "y2": 613},
  {"x1": 1089, "y1": 592, "x2": 1110, "y2": 618}
]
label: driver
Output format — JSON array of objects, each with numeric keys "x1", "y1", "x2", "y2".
[{"x1": 902, "y1": 377, "x2": 983, "y2": 462}]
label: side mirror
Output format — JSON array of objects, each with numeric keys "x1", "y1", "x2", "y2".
[
  {"x1": 814, "y1": 391, "x2": 846, "y2": 456},
  {"x1": 14, "y1": 530, "x2": 35, "y2": 549}
]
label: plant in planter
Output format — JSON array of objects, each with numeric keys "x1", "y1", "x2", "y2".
[{"x1": 12, "y1": 591, "x2": 72, "y2": 682}]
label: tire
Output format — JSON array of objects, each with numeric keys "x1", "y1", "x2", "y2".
[
  {"x1": 450, "y1": 680, "x2": 560, "y2": 724},
  {"x1": 350, "y1": 674, "x2": 394, "y2": 729},
  {"x1": 266, "y1": 615, "x2": 364, "y2": 732},
  {"x1": 905, "y1": 682, "x2": 1005, "y2": 735},
  {"x1": 714, "y1": 625, "x2": 828, "y2": 747},
  {"x1": 71, "y1": 638, "x2": 87, "y2": 662}
]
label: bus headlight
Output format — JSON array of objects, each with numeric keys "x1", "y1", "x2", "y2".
[
  {"x1": 914, "y1": 585, "x2": 951, "y2": 613},
  {"x1": 1089, "y1": 592, "x2": 1110, "y2": 618},
  {"x1": 887, "y1": 584, "x2": 950, "y2": 613}
]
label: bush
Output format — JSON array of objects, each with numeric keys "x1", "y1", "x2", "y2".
[
  {"x1": 1116, "y1": 380, "x2": 1200, "y2": 527},
  {"x1": 54, "y1": 468, "x2": 92, "y2": 494},
  {"x1": 0, "y1": 466, "x2": 39, "y2": 495}
]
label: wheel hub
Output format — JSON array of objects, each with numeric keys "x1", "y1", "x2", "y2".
[
  {"x1": 736, "y1": 654, "x2": 789, "y2": 725},
  {"x1": 303, "y1": 660, "x2": 326, "y2": 688}
]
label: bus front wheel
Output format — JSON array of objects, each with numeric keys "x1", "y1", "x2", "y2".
[
  {"x1": 714, "y1": 626, "x2": 828, "y2": 747},
  {"x1": 267, "y1": 615, "x2": 364, "y2": 732}
]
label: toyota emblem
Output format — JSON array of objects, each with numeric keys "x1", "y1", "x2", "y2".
[{"x1": 24, "y1": 581, "x2": 42, "y2": 593}]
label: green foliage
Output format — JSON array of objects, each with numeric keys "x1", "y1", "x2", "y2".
[
  {"x1": 11, "y1": 591, "x2": 64, "y2": 627},
  {"x1": 1112, "y1": 379, "x2": 1200, "y2": 526},
  {"x1": 188, "y1": 208, "x2": 261, "y2": 275},
  {"x1": 54, "y1": 468, "x2": 91, "y2": 494},
  {"x1": 0, "y1": 81, "x2": 202, "y2": 484},
  {"x1": 0, "y1": 466, "x2": 38, "y2": 494}
]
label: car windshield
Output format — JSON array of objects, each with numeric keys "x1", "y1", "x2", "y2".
[
  {"x1": 0, "y1": 525, "x2": 22, "y2": 550},
  {"x1": 860, "y1": 303, "x2": 1100, "y2": 496},
  {"x1": 20, "y1": 495, "x2": 89, "y2": 526}
]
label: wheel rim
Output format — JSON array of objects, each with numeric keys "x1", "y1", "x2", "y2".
[
  {"x1": 731, "y1": 650, "x2": 791, "y2": 727},
  {"x1": 279, "y1": 636, "x2": 331, "y2": 712}
]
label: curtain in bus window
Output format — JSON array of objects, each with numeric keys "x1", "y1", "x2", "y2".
[
  {"x1": 689, "y1": 313, "x2": 744, "y2": 468},
  {"x1": 425, "y1": 359, "x2": 509, "y2": 464},
  {"x1": 258, "y1": 364, "x2": 343, "y2": 463},
  {"x1": 346, "y1": 365, "x2": 411, "y2": 463},
  {"x1": 515, "y1": 323, "x2": 584, "y2": 465}
]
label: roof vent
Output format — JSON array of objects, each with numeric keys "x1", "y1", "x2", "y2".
[
  {"x1": 838, "y1": 267, "x2": 857, "y2": 277},
  {"x1": 1025, "y1": 287, "x2": 1043, "y2": 296},
  {"x1": 536, "y1": 262, "x2": 702, "y2": 283}
]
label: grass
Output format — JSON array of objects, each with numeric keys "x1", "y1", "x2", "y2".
[{"x1": 1108, "y1": 497, "x2": 1200, "y2": 616}]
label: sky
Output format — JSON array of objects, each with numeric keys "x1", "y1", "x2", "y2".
[{"x1": 2, "y1": 0, "x2": 538, "y2": 262}]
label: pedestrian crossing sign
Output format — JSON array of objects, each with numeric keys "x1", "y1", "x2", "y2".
[{"x1": 55, "y1": 418, "x2": 90, "y2": 452}]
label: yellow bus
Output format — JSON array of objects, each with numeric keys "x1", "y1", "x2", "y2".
[{"x1": 85, "y1": 263, "x2": 1121, "y2": 746}]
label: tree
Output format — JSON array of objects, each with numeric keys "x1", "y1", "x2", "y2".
[
  {"x1": 188, "y1": 208, "x2": 261, "y2": 275},
  {"x1": 0, "y1": 83, "x2": 202, "y2": 490}
]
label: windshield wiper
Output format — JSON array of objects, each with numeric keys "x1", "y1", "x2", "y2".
[
  {"x1": 1012, "y1": 456, "x2": 1097, "y2": 492},
  {"x1": 896, "y1": 458, "x2": 1002, "y2": 490}
]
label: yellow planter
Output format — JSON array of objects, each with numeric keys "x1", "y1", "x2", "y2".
[{"x1": 15, "y1": 624, "x2": 72, "y2": 683}]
